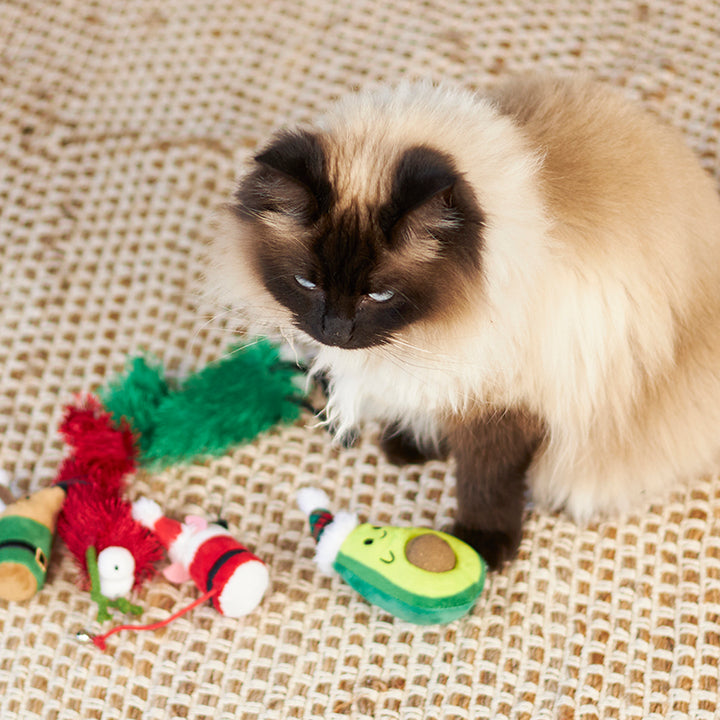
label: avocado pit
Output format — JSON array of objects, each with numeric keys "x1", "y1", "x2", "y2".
[{"x1": 405, "y1": 533, "x2": 457, "y2": 573}]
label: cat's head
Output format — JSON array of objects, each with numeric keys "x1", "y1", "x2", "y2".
[{"x1": 212, "y1": 90, "x2": 491, "y2": 350}]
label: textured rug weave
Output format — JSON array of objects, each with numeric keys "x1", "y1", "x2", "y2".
[{"x1": 1, "y1": 1, "x2": 720, "y2": 718}]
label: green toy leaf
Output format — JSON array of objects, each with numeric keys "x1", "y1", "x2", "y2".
[
  {"x1": 99, "y1": 340, "x2": 305, "y2": 469},
  {"x1": 100, "y1": 356, "x2": 171, "y2": 457}
]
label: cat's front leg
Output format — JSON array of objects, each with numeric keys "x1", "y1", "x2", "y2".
[
  {"x1": 379, "y1": 421, "x2": 449, "y2": 465},
  {"x1": 448, "y1": 407, "x2": 545, "y2": 570}
]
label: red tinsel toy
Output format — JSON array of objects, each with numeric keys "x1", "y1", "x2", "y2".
[{"x1": 54, "y1": 397, "x2": 163, "y2": 621}]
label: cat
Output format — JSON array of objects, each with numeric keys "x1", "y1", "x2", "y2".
[{"x1": 209, "y1": 75, "x2": 720, "y2": 568}]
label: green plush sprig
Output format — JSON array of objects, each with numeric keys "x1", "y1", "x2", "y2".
[
  {"x1": 86, "y1": 546, "x2": 143, "y2": 622},
  {"x1": 100, "y1": 340, "x2": 305, "y2": 469}
]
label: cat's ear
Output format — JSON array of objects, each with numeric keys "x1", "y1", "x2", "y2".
[
  {"x1": 381, "y1": 146, "x2": 484, "y2": 265},
  {"x1": 246, "y1": 130, "x2": 333, "y2": 220},
  {"x1": 381, "y1": 146, "x2": 477, "y2": 243}
]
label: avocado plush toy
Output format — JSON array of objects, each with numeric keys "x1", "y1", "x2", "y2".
[{"x1": 297, "y1": 488, "x2": 486, "y2": 624}]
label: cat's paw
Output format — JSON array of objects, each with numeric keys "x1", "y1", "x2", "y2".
[
  {"x1": 450, "y1": 522, "x2": 520, "y2": 570},
  {"x1": 379, "y1": 424, "x2": 448, "y2": 466}
]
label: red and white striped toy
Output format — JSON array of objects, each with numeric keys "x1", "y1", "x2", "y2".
[{"x1": 132, "y1": 498, "x2": 269, "y2": 618}]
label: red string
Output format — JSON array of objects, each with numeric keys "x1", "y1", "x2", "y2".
[{"x1": 88, "y1": 588, "x2": 219, "y2": 650}]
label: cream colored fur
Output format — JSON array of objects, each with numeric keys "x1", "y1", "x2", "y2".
[{"x1": 213, "y1": 76, "x2": 720, "y2": 523}]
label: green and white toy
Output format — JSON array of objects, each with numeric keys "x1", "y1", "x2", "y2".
[{"x1": 297, "y1": 488, "x2": 486, "y2": 624}]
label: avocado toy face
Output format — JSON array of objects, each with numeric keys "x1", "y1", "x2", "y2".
[
  {"x1": 340, "y1": 524, "x2": 399, "y2": 568},
  {"x1": 333, "y1": 524, "x2": 486, "y2": 624}
]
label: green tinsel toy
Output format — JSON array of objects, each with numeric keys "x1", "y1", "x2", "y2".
[{"x1": 99, "y1": 340, "x2": 305, "y2": 468}]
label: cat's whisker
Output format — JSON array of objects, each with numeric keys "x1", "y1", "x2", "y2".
[
  {"x1": 263, "y1": 272, "x2": 300, "y2": 284},
  {"x1": 384, "y1": 338, "x2": 478, "y2": 370},
  {"x1": 220, "y1": 336, "x2": 271, "y2": 358},
  {"x1": 371, "y1": 345, "x2": 444, "y2": 384},
  {"x1": 391, "y1": 288, "x2": 422, "y2": 314},
  {"x1": 193, "y1": 307, "x2": 237, "y2": 324},
  {"x1": 278, "y1": 328, "x2": 311, "y2": 368},
  {"x1": 385, "y1": 334, "x2": 429, "y2": 348},
  {"x1": 231, "y1": 202, "x2": 264, "y2": 221},
  {"x1": 387, "y1": 336, "x2": 446, "y2": 356},
  {"x1": 185, "y1": 308, "x2": 245, "y2": 356},
  {"x1": 190, "y1": 307, "x2": 268, "y2": 334}
]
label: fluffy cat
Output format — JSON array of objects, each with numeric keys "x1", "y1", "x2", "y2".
[{"x1": 210, "y1": 75, "x2": 720, "y2": 568}]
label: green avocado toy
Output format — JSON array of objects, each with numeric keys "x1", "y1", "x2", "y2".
[{"x1": 297, "y1": 488, "x2": 486, "y2": 624}]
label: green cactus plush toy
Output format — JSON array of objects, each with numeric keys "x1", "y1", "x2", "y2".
[{"x1": 297, "y1": 488, "x2": 486, "y2": 625}]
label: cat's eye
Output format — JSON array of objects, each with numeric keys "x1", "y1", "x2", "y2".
[
  {"x1": 294, "y1": 275, "x2": 317, "y2": 290},
  {"x1": 368, "y1": 289, "x2": 395, "y2": 302}
]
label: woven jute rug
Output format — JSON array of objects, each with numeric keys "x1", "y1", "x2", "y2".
[{"x1": 1, "y1": 1, "x2": 719, "y2": 718}]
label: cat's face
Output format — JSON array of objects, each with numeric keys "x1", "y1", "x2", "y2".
[{"x1": 224, "y1": 129, "x2": 485, "y2": 349}]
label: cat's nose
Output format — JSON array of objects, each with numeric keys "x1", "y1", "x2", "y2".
[{"x1": 321, "y1": 313, "x2": 354, "y2": 346}]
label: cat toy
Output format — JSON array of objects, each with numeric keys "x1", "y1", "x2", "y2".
[
  {"x1": 58, "y1": 340, "x2": 300, "y2": 646},
  {"x1": 53, "y1": 399, "x2": 163, "y2": 621},
  {"x1": 0, "y1": 469, "x2": 66, "y2": 602},
  {"x1": 2, "y1": 340, "x2": 298, "y2": 640},
  {"x1": 56, "y1": 338, "x2": 303, "y2": 607},
  {"x1": 132, "y1": 498, "x2": 269, "y2": 617},
  {"x1": 99, "y1": 339, "x2": 306, "y2": 469},
  {"x1": 78, "y1": 499, "x2": 269, "y2": 650},
  {"x1": 298, "y1": 488, "x2": 486, "y2": 624}
]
